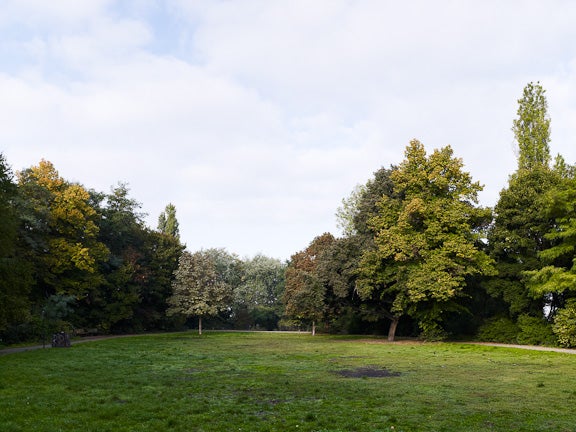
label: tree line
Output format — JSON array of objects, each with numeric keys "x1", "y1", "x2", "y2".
[
  {"x1": 3, "y1": 81, "x2": 576, "y2": 346},
  {"x1": 0, "y1": 159, "x2": 286, "y2": 343},
  {"x1": 282, "y1": 82, "x2": 576, "y2": 345}
]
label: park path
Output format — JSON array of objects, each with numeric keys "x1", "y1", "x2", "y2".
[
  {"x1": 467, "y1": 342, "x2": 576, "y2": 355},
  {"x1": 0, "y1": 335, "x2": 136, "y2": 356}
]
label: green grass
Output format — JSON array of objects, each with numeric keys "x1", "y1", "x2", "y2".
[{"x1": 2, "y1": 332, "x2": 576, "y2": 431}]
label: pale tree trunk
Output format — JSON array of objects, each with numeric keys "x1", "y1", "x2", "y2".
[
  {"x1": 198, "y1": 316, "x2": 203, "y2": 335},
  {"x1": 312, "y1": 321, "x2": 316, "y2": 336},
  {"x1": 387, "y1": 316, "x2": 400, "y2": 342}
]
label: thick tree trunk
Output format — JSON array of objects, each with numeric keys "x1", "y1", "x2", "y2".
[
  {"x1": 387, "y1": 317, "x2": 399, "y2": 342},
  {"x1": 312, "y1": 320, "x2": 316, "y2": 336},
  {"x1": 198, "y1": 316, "x2": 202, "y2": 335}
]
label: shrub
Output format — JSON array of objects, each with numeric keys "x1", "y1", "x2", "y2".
[
  {"x1": 516, "y1": 314, "x2": 556, "y2": 346},
  {"x1": 418, "y1": 320, "x2": 448, "y2": 342},
  {"x1": 477, "y1": 317, "x2": 519, "y2": 343},
  {"x1": 553, "y1": 300, "x2": 576, "y2": 348}
]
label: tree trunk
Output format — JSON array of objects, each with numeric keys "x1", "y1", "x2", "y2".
[
  {"x1": 198, "y1": 316, "x2": 202, "y2": 335},
  {"x1": 387, "y1": 316, "x2": 399, "y2": 342},
  {"x1": 312, "y1": 320, "x2": 316, "y2": 336}
]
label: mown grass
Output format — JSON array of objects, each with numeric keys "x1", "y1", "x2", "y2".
[{"x1": 1, "y1": 332, "x2": 576, "y2": 431}]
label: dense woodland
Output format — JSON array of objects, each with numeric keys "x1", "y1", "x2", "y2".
[{"x1": 3, "y1": 82, "x2": 576, "y2": 347}]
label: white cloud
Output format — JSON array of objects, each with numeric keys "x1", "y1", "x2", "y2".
[
  {"x1": 3, "y1": 1, "x2": 576, "y2": 259},
  {"x1": 0, "y1": 0, "x2": 112, "y2": 28}
]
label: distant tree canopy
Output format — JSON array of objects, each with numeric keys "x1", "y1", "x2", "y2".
[
  {"x1": 284, "y1": 233, "x2": 335, "y2": 335},
  {"x1": 167, "y1": 250, "x2": 233, "y2": 335},
  {"x1": 0, "y1": 154, "x2": 286, "y2": 342}
]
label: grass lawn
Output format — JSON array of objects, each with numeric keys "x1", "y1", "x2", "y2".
[{"x1": 1, "y1": 332, "x2": 576, "y2": 431}]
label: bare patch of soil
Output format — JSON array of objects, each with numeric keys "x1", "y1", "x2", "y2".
[{"x1": 336, "y1": 366, "x2": 401, "y2": 378}]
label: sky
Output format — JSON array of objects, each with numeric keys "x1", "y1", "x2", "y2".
[{"x1": 2, "y1": 1, "x2": 576, "y2": 261}]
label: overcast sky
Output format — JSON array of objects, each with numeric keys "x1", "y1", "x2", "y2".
[{"x1": 2, "y1": 1, "x2": 576, "y2": 260}]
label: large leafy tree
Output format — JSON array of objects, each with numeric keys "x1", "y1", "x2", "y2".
[
  {"x1": 133, "y1": 229, "x2": 184, "y2": 331},
  {"x1": 525, "y1": 171, "x2": 576, "y2": 344},
  {"x1": 356, "y1": 140, "x2": 494, "y2": 340},
  {"x1": 85, "y1": 184, "x2": 186, "y2": 333},
  {"x1": 16, "y1": 160, "x2": 109, "y2": 301},
  {"x1": 314, "y1": 235, "x2": 369, "y2": 333},
  {"x1": 0, "y1": 154, "x2": 32, "y2": 332},
  {"x1": 337, "y1": 167, "x2": 397, "y2": 241},
  {"x1": 71, "y1": 183, "x2": 145, "y2": 332},
  {"x1": 330, "y1": 167, "x2": 400, "y2": 334},
  {"x1": 167, "y1": 250, "x2": 232, "y2": 334},
  {"x1": 283, "y1": 233, "x2": 335, "y2": 335},
  {"x1": 486, "y1": 168, "x2": 561, "y2": 317}
]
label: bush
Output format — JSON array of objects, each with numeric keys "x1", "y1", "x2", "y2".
[
  {"x1": 553, "y1": 300, "x2": 576, "y2": 347},
  {"x1": 477, "y1": 317, "x2": 519, "y2": 343},
  {"x1": 418, "y1": 320, "x2": 448, "y2": 342},
  {"x1": 516, "y1": 314, "x2": 556, "y2": 346}
]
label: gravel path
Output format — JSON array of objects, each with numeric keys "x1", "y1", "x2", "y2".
[{"x1": 468, "y1": 342, "x2": 576, "y2": 355}]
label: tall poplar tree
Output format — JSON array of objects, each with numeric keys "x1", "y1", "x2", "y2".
[
  {"x1": 513, "y1": 82, "x2": 551, "y2": 171},
  {"x1": 486, "y1": 82, "x2": 560, "y2": 323},
  {"x1": 158, "y1": 203, "x2": 180, "y2": 239}
]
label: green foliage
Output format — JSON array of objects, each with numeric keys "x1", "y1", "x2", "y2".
[
  {"x1": 353, "y1": 166, "x2": 398, "y2": 239},
  {"x1": 0, "y1": 153, "x2": 32, "y2": 332},
  {"x1": 477, "y1": 315, "x2": 556, "y2": 346},
  {"x1": 335, "y1": 183, "x2": 366, "y2": 236},
  {"x1": 283, "y1": 233, "x2": 335, "y2": 333},
  {"x1": 513, "y1": 81, "x2": 551, "y2": 171},
  {"x1": 167, "y1": 250, "x2": 232, "y2": 333},
  {"x1": 250, "y1": 305, "x2": 280, "y2": 330},
  {"x1": 233, "y1": 254, "x2": 285, "y2": 329},
  {"x1": 134, "y1": 230, "x2": 185, "y2": 331},
  {"x1": 357, "y1": 140, "x2": 494, "y2": 339},
  {"x1": 17, "y1": 160, "x2": 110, "y2": 299},
  {"x1": 82, "y1": 184, "x2": 149, "y2": 332},
  {"x1": 477, "y1": 317, "x2": 520, "y2": 343},
  {"x1": 488, "y1": 167, "x2": 561, "y2": 317},
  {"x1": 516, "y1": 314, "x2": 556, "y2": 346},
  {"x1": 525, "y1": 175, "x2": 576, "y2": 297},
  {"x1": 553, "y1": 300, "x2": 576, "y2": 347},
  {"x1": 486, "y1": 82, "x2": 559, "y2": 322},
  {"x1": 43, "y1": 294, "x2": 75, "y2": 321},
  {"x1": 418, "y1": 319, "x2": 448, "y2": 341},
  {"x1": 157, "y1": 203, "x2": 180, "y2": 239}
]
